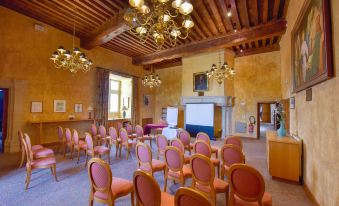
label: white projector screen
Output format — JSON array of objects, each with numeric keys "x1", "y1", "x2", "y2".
[
  {"x1": 166, "y1": 107, "x2": 178, "y2": 126},
  {"x1": 185, "y1": 104, "x2": 214, "y2": 127}
]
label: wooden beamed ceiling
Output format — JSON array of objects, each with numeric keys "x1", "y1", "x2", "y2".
[{"x1": 0, "y1": 0, "x2": 289, "y2": 67}]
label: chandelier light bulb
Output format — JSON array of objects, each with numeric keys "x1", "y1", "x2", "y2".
[
  {"x1": 129, "y1": 0, "x2": 144, "y2": 8},
  {"x1": 158, "y1": 0, "x2": 170, "y2": 3},
  {"x1": 179, "y1": 0, "x2": 193, "y2": 15},
  {"x1": 182, "y1": 18, "x2": 194, "y2": 29},
  {"x1": 139, "y1": 5, "x2": 150, "y2": 14},
  {"x1": 172, "y1": 0, "x2": 183, "y2": 8},
  {"x1": 227, "y1": 11, "x2": 232, "y2": 17},
  {"x1": 57, "y1": 46, "x2": 65, "y2": 53}
]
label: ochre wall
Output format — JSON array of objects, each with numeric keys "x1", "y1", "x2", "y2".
[
  {"x1": 232, "y1": 51, "x2": 282, "y2": 138},
  {"x1": 280, "y1": 0, "x2": 339, "y2": 205},
  {"x1": 154, "y1": 66, "x2": 184, "y2": 128},
  {"x1": 0, "y1": 7, "x2": 152, "y2": 152}
]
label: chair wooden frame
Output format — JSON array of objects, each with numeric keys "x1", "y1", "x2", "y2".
[
  {"x1": 85, "y1": 133, "x2": 111, "y2": 166},
  {"x1": 164, "y1": 146, "x2": 192, "y2": 192},
  {"x1": 22, "y1": 133, "x2": 57, "y2": 190},
  {"x1": 177, "y1": 130, "x2": 192, "y2": 155},
  {"x1": 135, "y1": 142, "x2": 165, "y2": 177},
  {"x1": 72, "y1": 129, "x2": 87, "y2": 163},
  {"x1": 133, "y1": 170, "x2": 162, "y2": 206},
  {"x1": 193, "y1": 140, "x2": 220, "y2": 178},
  {"x1": 171, "y1": 138, "x2": 190, "y2": 164},
  {"x1": 18, "y1": 131, "x2": 43, "y2": 168},
  {"x1": 224, "y1": 136, "x2": 243, "y2": 150},
  {"x1": 107, "y1": 126, "x2": 120, "y2": 158},
  {"x1": 220, "y1": 144, "x2": 245, "y2": 180},
  {"x1": 155, "y1": 134, "x2": 168, "y2": 160},
  {"x1": 119, "y1": 128, "x2": 136, "y2": 160},
  {"x1": 64, "y1": 128, "x2": 74, "y2": 159},
  {"x1": 196, "y1": 132, "x2": 218, "y2": 158},
  {"x1": 88, "y1": 158, "x2": 134, "y2": 206},
  {"x1": 228, "y1": 163, "x2": 266, "y2": 206},
  {"x1": 57, "y1": 126, "x2": 65, "y2": 154},
  {"x1": 174, "y1": 187, "x2": 213, "y2": 206},
  {"x1": 135, "y1": 125, "x2": 153, "y2": 148},
  {"x1": 98, "y1": 125, "x2": 109, "y2": 146}
]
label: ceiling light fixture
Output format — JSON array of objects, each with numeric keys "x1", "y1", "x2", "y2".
[
  {"x1": 142, "y1": 65, "x2": 162, "y2": 88},
  {"x1": 124, "y1": 0, "x2": 194, "y2": 49},
  {"x1": 206, "y1": 51, "x2": 235, "y2": 84},
  {"x1": 50, "y1": 1, "x2": 92, "y2": 73}
]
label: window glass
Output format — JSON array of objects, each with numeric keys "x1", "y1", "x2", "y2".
[{"x1": 109, "y1": 93, "x2": 119, "y2": 112}]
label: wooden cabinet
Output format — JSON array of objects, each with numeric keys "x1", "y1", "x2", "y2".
[{"x1": 266, "y1": 131, "x2": 302, "y2": 182}]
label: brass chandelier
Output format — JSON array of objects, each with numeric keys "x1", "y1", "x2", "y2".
[
  {"x1": 124, "y1": 0, "x2": 194, "y2": 49},
  {"x1": 50, "y1": 3, "x2": 92, "y2": 73},
  {"x1": 142, "y1": 66, "x2": 162, "y2": 88},
  {"x1": 206, "y1": 52, "x2": 235, "y2": 84}
]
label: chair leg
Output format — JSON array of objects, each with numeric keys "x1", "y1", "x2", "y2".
[
  {"x1": 19, "y1": 149, "x2": 25, "y2": 168},
  {"x1": 108, "y1": 153, "x2": 111, "y2": 165},
  {"x1": 164, "y1": 176, "x2": 168, "y2": 192},
  {"x1": 64, "y1": 145, "x2": 67, "y2": 157},
  {"x1": 85, "y1": 154, "x2": 89, "y2": 167},
  {"x1": 131, "y1": 189, "x2": 135, "y2": 206},
  {"x1": 217, "y1": 164, "x2": 220, "y2": 178},
  {"x1": 119, "y1": 145, "x2": 122, "y2": 158},
  {"x1": 126, "y1": 148, "x2": 130, "y2": 160},
  {"x1": 115, "y1": 144, "x2": 119, "y2": 158},
  {"x1": 220, "y1": 166, "x2": 225, "y2": 181},
  {"x1": 53, "y1": 164, "x2": 58, "y2": 182},
  {"x1": 149, "y1": 139, "x2": 152, "y2": 148},
  {"x1": 77, "y1": 149, "x2": 80, "y2": 163},
  {"x1": 89, "y1": 193, "x2": 94, "y2": 206},
  {"x1": 25, "y1": 168, "x2": 32, "y2": 190}
]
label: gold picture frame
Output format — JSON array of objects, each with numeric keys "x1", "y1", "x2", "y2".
[{"x1": 193, "y1": 72, "x2": 209, "y2": 92}]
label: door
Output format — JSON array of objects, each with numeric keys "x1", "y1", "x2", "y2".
[{"x1": 0, "y1": 88, "x2": 9, "y2": 153}]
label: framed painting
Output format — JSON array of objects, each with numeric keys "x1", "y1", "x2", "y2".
[
  {"x1": 193, "y1": 72, "x2": 209, "y2": 92},
  {"x1": 291, "y1": 0, "x2": 333, "y2": 93},
  {"x1": 54, "y1": 100, "x2": 66, "y2": 112},
  {"x1": 31, "y1": 101, "x2": 43, "y2": 113},
  {"x1": 143, "y1": 95, "x2": 150, "y2": 106},
  {"x1": 74, "y1": 103, "x2": 83, "y2": 113}
]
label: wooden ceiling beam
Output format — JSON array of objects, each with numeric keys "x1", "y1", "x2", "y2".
[
  {"x1": 132, "y1": 20, "x2": 286, "y2": 65},
  {"x1": 153, "y1": 59, "x2": 183, "y2": 70},
  {"x1": 203, "y1": 0, "x2": 227, "y2": 33},
  {"x1": 216, "y1": 0, "x2": 234, "y2": 32},
  {"x1": 248, "y1": 0, "x2": 259, "y2": 25},
  {"x1": 228, "y1": 0, "x2": 242, "y2": 30},
  {"x1": 194, "y1": 0, "x2": 220, "y2": 35},
  {"x1": 282, "y1": 0, "x2": 290, "y2": 18},
  {"x1": 272, "y1": 0, "x2": 280, "y2": 20},
  {"x1": 237, "y1": 0, "x2": 251, "y2": 28},
  {"x1": 262, "y1": 0, "x2": 269, "y2": 23},
  {"x1": 235, "y1": 44, "x2": 280, "y2": 57},
  {"x1": 81, "y1": 12, "x2": 129, "y2": 49}
]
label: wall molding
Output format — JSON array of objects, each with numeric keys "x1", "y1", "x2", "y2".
[{"x1": 303, "y1": 183, "x2": 320, "y2": 206}]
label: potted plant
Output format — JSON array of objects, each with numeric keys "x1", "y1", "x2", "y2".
[{"x1": 275, "y1": 102, "x2": 286, "y2": 137}]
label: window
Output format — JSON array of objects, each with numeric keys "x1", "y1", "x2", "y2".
[{"x1": 109, "y1": 80, "x2": 121, "y2": 113}]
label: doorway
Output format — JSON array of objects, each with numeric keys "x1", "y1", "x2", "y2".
[
  {"x1": 0, "y1": 88, "x2": 9, "y2": 153},
  {"x1": 257, "y1": 102, "x2": 277, "y2": 139}
]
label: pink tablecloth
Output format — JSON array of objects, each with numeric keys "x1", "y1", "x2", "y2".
[{"x1": 143, "y1": 124, "x2": 167, "y2": 135}]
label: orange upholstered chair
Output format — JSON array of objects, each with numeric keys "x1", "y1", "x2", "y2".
[
  {"x1": 164, "y1": 146, "x2": 192, "y2": 192},
  {"x1": 84, "y1": 133, "x2": 110, "y2": 166},
  {"x1": 88, "y1": 158, "x2": 134, "y2": 206},
  {"x1": 174, "y1": 187, "x2": 212, "y2": 206},
  {"x1": 228, "y1": 164, "x2": 272, "y2": 206},
  {"x1": 22, "y1": 133, "x2": 57, "y2": 190},
  {"x1": 156, "y1": 134, "x2": 168, "y2": 160},
  {"x1": 171, "y1": 138, "x2": 190, "y2": 164},
  {"x1": 190, "y1": 154, "x2": 229, "y2": 205},
  {"x1": 177, "y1": 130, "x2": 192, "y2": 155},
  {"x1": 196, "y1": 132, "x2": 218, "y2": 158},
  {"x1": 119, "y1": 128, "x2": 137, "y2": 160},
  {"x1": 18, "y1": 130, "x2": 44, "y2": 168},
  {"x1": 73, "y1": 129, "x2": 87, "y2": 163},
  {"x1": 220, "y1": 144, "x2": 245, "y2": 180},
  {"x1": 135, "y1": 125, "x2": 154, "y2": 148},
  {"x1": 224, "y1": 136, "x2": 243, "y2": 150},
  {"x1": 136, "y1": 142, "x2": 166, "y2": 177},
  {"x1": 193, "y1": 140, "x2": 220, "y2": 178},
  {"x1": 133, "y1": 170, "x2": 174, "y2": 206}
]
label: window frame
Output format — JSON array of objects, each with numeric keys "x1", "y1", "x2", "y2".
[{"x1": 108, "y1": 79, "x2": 121, "y2": 116}]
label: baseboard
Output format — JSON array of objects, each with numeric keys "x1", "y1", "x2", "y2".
[{"x1": 303, "y1": 183, "x2": 320, "y2": 206}]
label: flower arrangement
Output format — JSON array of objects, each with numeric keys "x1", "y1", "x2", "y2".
[{"x1": 275, "y1": 102, "x2": 285, "y2": 122}]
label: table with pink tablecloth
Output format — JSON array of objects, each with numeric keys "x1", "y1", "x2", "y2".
[{"x1": 143, "y1": 124, "x2": 167, "y2": 135}]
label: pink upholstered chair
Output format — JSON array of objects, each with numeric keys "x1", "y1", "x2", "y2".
[
  {"x1": 190, "y1": 154, "x2": 229, "y2": 205},
  {"x1": 136, "y1": 142, "x2": 166, "y2": 177},
  {"x1": 156, "y1": 134, "x2": 168, "y2": 160},
  {"x1": 228, "y1": 164, "x2": 272, "y2": 206},
  {"x1": 224, "y1": 136, "x2": 243, "y2": 150},
  {"x1": 57, "y1": 126, "x2": 64, "y2": 154},
  {"x1": 178, "y1": 130, "x2": 192, "y2": 155},
  {"x1": 196, "y1": 132, "x2": 218, "y2": 158},
  {"x1": 90, "y1": 124, "x2": 100, "y2": 145},
  {"x1": 193, "y1": 140, "x2": 220, "y2": 178},
  {"x1": 135, "y1": 125, "x2": 153, "y2": 148},
  {"x1": 220, "y1": 144, "x2": 245, "y2": 180},
  {"x1": 88, "y1": 158, "x2": 134, "y2": 206},
  {"x1": 171, "y1": 139, "x2": 190, "y2": 164},
  {"x1": 125, "y1": 123, "x2": 136, "y2": 139},
  {"x1": 108, "y1": 126, "x2": 120, "y2": 158},
  {"x1": 174, "y1": 187, "x2": 212, "y2": 206},
  {"x1": 73, "y1": 129, "x2": 87, "y2": 163},
  {"x1": 22, "y1": 133, "x2": 57, "y2": 190},
  {"x1": 98, "y1": 125, "x2": 109, "y2": 145},
  {"x1": 19, "y1": 131, "x2": 54, "y2": 160},
  {"x1": 133, "y1": 170, "x2": 174, "y2": 206},
  {"x1": 64, "y1": 128, "x2": 74, "y2": 159},
  {"x1": 164, "y1": 146, "x2": 192, "y2": 192},
  {"x1": 119, "y1": 128, "x2": 137, "y2": 160},
  {"x1": 85, "y1": 133, "x2": 110, "y2": 166},
  {"x1": 117, "y1": 122, "x2": 123, "y2": 132},
  {"x1": 18, "y1": 130, "x2": 44, "y2": 168}
]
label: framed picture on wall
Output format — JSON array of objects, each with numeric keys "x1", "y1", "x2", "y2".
[
  {"x1": 31, "y1": 101, "x2": 43, "y2": 113},
  {"x1": 291, "y1": 0, "x2": 333, "y2": 93},
  {"x1": 193, "y1": 72, "x2": 209, "y2": 92},
  {"x1": 143, "y1": 95, "x2": 150, "y2": 106},
  {"x1": 74, "y1": 103, "x2": 83, "y2": 113},
  {"x1": 54, "y1": 100, "x2": 66, "y2": 112}
]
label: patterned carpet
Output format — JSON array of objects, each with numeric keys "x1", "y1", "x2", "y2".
[{"x1": 0, "y1": 137, "x2": 313, "y2": 206}]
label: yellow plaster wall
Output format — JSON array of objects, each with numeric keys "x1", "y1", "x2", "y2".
[
  {"x1": 280, "y1": 0, "x2": 339, "y2": 205},
  {"x1": 0, "y1": 7, "x2": 152, "y2": 152},
  {"x1": 232, "y1": 51, "x2": 282, "y2": 138}
]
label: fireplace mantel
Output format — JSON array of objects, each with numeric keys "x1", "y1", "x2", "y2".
[{"x1": 181, "y1": 96, "x2": 234, "y2": 107}]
